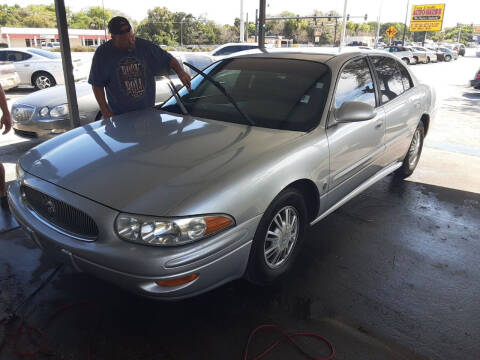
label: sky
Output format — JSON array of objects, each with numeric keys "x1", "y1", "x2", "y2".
[{"x1": 2, "y1": 0, "x2": 480, "y2": 28}]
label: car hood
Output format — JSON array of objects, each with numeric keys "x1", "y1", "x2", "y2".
[
  {"x1": 14, "y1": 82, "x2": 92, "y2": 108},
  {"x1": 20, "y1": 108, "x2": 302, "y2": 215}
]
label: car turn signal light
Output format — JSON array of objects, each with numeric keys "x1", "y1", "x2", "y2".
[{"x1": 156, "y1": 274, "x2": 198, "y2": 287}]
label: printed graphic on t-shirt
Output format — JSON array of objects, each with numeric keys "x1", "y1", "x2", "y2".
[{"x1": 118, "y1": 57, "x2": 146, "y2": 99}]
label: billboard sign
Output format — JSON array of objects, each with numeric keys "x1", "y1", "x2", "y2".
[{"x1": 409, "y1": 4, "x2": 445, "y2": 32}]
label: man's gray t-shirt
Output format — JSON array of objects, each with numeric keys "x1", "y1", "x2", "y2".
[{"x1": 88, "y1": 38, "x2": 173, "y2": 115}]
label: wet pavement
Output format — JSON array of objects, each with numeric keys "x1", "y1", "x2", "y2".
[
  {"x1": 1, "y1": 51, "x2": 479, "y2": 359},
  {"x1": 0, "y1": 176, "x2": 478, "y2": 359}
]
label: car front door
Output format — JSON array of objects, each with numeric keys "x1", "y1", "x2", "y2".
[
  {"x1": 370, "y1": 55, "x2": 418, "y2": 165},
  {"x1": 325, "y1": 57, "x2": 386, "y2": 208}
]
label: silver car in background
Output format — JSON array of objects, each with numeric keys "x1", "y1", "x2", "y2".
[
  {"x1": 8, "y1": 49, "x2": 436, "y2": 300},
  {"x1": 0, "y1": 48, "x2": 88, "y2": 89},
  {"x1": 405, "y1": 46, "x2": 428, "y2": 64},
  {"x1": 383, "y1": 46, "x2": 416, "y2": 65},
  {"x1": 10, "y1": 52, "x2": 214, "y2": 138},
  {"x1": 412, "y1": 46, "x2": 438, "y2": 63}
]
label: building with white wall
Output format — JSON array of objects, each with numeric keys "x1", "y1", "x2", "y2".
[{"x1": 0, "y1": 27, "x2": 110, "y2": 48}]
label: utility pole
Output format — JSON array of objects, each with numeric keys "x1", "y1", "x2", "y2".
[
  {"x1": 334, "y1": 18, "x2": 338, "y2": 45},
  {"x1": 259, "y1": 0, "x2": 266, "y2": 49},
  {"x1": 255, "y1": 9, "x2": 258, "y2": 42},
  {"x1": 375, "y1": 0, "x2": 383, "y2": 48},
  {"x1": 457, "y1": 23, "x2": 462, "y2": 43},
  {"x1": 339, "y1": 0, "x2": 348, "y2": 52},
  {"x1": 180, "y1": 21, "x2": 183, "y2": 47},
  {"x1": 245, "y1": 13, "x2": 249, "y2": 42},
  {"x1": 240, "y1": 0, "x2": 244, "y2": 43},
  {"x1": 402, "y1": 0, "x2": 409, "y2": 46},
  {"x1": 102, "y1": 0, "x2": 107, "y2": 41}
]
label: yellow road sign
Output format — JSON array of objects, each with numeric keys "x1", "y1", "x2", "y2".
[
  {"x1": 386, "y1": 26, "x2": 398, "y2": 38},
  {"x1": 409, "y1": 4, "x2": 445, "y2": 32}
]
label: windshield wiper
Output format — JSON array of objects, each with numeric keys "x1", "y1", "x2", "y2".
[
  {"x1": 183, "y1": 62, "x2": 254, "y2": 126},
  {"x1": 165, "y1": 76, "x2": 188, "y2": 115}
]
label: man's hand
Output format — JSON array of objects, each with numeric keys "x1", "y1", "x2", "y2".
[
  {"x1": 177, "y1": 68, "x2": 191, "y2": 91},
  {"x1": 101, "y1": 108, "x2": 114, "y2": 119},
  {"x1": 0, "y1": 112, "x2": 11, "y2": 135}
]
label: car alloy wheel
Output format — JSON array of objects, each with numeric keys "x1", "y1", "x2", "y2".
[
  {"x1": 408, "y1": 129, "x2": 422, "y2": 169},
  {"x1": 396, "y1": 121, "x2": 425, "y2": 179},
  {"x1": 263, "y1": 206, "x2": 299, "y2": 269},
  {"x1": 36, "y1": 75, "x2": 52, "y2": 89},
  {"x1": 245, "y1": 187, "x2": 307, "y2": 285},
  {"x1": 445, "y1": 55, "x2": 451, "y2": 62}
]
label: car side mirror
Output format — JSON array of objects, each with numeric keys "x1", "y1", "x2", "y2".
[{"x1": 334, "y1": 101, "x2": 376, "y2": 123}]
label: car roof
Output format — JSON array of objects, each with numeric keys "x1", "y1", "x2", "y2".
[{"x1": 230, "y1": 47, "x2": 394, "y2": 63}]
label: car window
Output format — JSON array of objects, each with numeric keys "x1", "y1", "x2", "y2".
[
  {"x1": 161, "y1": 58, "x2": 331, "y2": 132},
  {"x1": 0, "y1": 51, "x2": 6, "y2": 61},
  {"x1": 27, "y1": 48, "x2": 61, "y2": 59},
  {"x1": 398, "y1": 63, "x2": 413, "y2": 91},
  {"x1": 213, "y1": 46, "x2": 239, "y2": 56},
  {"x1": 5, "y1": 51, "x2": 32, "y2": 62},
  {"x1": 334, "y1": 58, "x2": 376, "y2": 109},
  {"x1": 370, "y1": 56, "x2": 405, "y2": 104}
]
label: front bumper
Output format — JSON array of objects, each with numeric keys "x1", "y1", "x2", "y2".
[
  {"x1": 12, "y1": 116, "x2": 71, "y2": 137},
  {"x1": 8, "y1": 175, "x2": 259, "y2": 300}
]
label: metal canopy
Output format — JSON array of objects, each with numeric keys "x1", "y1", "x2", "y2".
[{"x1": 54, "y1": 0, "x2": 80, "y2": 129}]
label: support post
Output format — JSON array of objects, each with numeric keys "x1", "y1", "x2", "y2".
[
  {"x1": 54, "y1": 0, "x2": 80, "y2": 128},
  {"x1": 258, "y1": 0, "x2": 266, "y2": 49}
]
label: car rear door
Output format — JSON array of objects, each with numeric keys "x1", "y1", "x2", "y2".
[
  {"x1": 326, "y1": 56, "x2": 386, "y2": 206},
  {"x1": 5, "y1": 51, "x2": 33, "y2": 84},
  {"x1": 370, "y1": 55, "x2": 420, "y2": 165}
]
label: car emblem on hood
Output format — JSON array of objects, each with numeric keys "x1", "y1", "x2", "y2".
[{"x1": 44, "y1": 199, "x2": 56, "y2": 218}]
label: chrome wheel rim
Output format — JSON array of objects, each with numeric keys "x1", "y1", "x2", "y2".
[
  {"x1": 408, "y1": 129, "x2": 421, "y2": 168},
  {"x1": 36, "y1": 75, "x2": 52, "y2": 89},
  {"x1": 264, "y1": 206, "x2": 299, "y2": 269}
]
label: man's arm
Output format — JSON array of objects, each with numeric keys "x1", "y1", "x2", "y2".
[
  {"x1": 92, "y1": 86, "x2": 114, "y2": 118},
  {"x1": 0, "y1": 85, "x2": 11, "y2": 135},
  {"x1": 169, "y1": 57, "x2": 191, "y2": 91}
]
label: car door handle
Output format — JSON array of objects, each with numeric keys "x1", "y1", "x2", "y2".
[
  {"x1": 375, "y1": 120, "x2": 383, "y2": 129},
  {"x1": 24, "y1": 64, "x2": 30, "y2": 67}
]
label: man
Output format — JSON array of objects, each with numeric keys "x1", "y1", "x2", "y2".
[
  {"x1": 89, "y1": 16, "x2": 191, "y2": 118},
  {"x1": 0, "y1": 84, "x2": 11, "y2": 210}
]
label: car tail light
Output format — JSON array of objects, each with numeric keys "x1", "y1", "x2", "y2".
[{"x1": 476, "y1": 73, "x2": 480, "y2": 79}]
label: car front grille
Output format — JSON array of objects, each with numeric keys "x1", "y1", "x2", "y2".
[
  {"x1": 22, "y1": 185, "x2": 99, "y2": 240},
  {"x1": 12, "y1": 104, "x2": 35, "y2": 123}
]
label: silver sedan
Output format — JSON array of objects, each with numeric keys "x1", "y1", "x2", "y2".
[{"x1": 8, "y1": 49, "x2": 436, "y2": 300}]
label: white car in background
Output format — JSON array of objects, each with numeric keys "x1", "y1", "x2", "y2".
[
  {"x1": 209, "y1": 42, "x2": 260, "y2": 60},
  {"x1": 0, "y1": 48, "x2": 88, "y2": 90}
]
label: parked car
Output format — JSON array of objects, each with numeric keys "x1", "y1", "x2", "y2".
[
  {"x1": 46, "y1": 42, "x2": 60, "y2": 48},
  {"x1": 450, "y1": 44, "x2": 465, "y2": 56},
  {"x1": 427, "y1": 47, "x2": 446, "y2": 61},
  {"x1": 383, "y1": 46, "x2": 416, "y2": 64},
  {"x1": 471, "y1": 67, "x2": 480, "y2": 89},
  {"x1": 8, "y1": 49, "x2": 436, "y2": 300},
  {"x1": 437, "y1": 47, "x2": 458, "y2": 62},
  {"x1": 210, "y1": 42, "x2": 260, "y2": 60},
  {"x1": 0, "y1": 61, "x2": 20, "y2": 90},
  {"x1": 405, "y1": 46, "x2": 428, "y2": 64},
  {"x1": 413, "y1": 47, "x2": 438, "y2": 63},
  {"x1": 0, "y1": 48, "x2": 88, "y2": 90},
  {"x1": 11, "y1": 52, "x2": 214, "y2": 138}
]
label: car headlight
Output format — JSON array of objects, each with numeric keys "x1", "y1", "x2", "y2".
[
  {"x1": 39, "y1": 106, "x2": 49, "y2": 117},
  {"x1": 11, "y1": 105, "x2": 35, "y2": 122},
  {"x1": 115, "y1": 213, "x2": 234, "y2": 247},
  {"x1": 49, "y1": 104, "x2": 69, "y2": 118},
  {"x1": 16, "y1": 162, "x2": 25, "y2": 182}
]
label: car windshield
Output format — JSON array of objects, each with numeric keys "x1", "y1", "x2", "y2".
[
  {"x1": 161, "y1": 57, "x2": 331, "y2": 132},
  {"x1": 27, "y1": 48, "x2": 61, "y2": 59}
]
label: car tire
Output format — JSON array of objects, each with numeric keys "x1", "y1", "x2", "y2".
[
  {"x1": 94, "y1": 111, "x2": 103, "y2": 121},
  {"x1": 413, "y1": 56, "x2": 419, "y2": 64},
  {"x1": 396, "y1": 121, "x2": 425, "y2": 179},
  {"x1": 445, "y1": 55, "x2": 452, "y2": 62},
  {"x1": 402, "y1": 58, "x2": 410, "y2": 65},
  {"x1": 426, "y1": 57, "x2": 430, "y2": 64},
  {"x1": 33, "y1": 72, "x2": 56, "y2": 90},
  {"x1": 245, "y1": 188, "x2": 308, "y2": 285}
]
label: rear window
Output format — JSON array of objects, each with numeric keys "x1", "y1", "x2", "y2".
[
  {"x1": 27, "y1": 48, "x2": 61, "y2": 59},
  {"x1": 161, "y1": 58, "x2": 331, "y2": 132}
]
